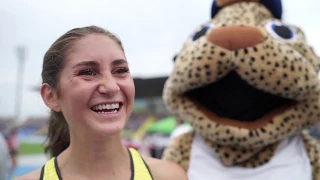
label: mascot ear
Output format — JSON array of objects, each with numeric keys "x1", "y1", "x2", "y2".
[
  {"x1": 210, "y1": 1, "x2": 221, "y2": 19},
  {"x1": 260, "y1": 0, "x2": 282, "y2": 19},
  {"x1": 173, "y1": 54, "x2": 179, "y2": 63},
  {"x1": 211, "y1": 0, "x2": 282, "y2": 19}
]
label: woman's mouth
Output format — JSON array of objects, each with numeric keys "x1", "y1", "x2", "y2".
[{"x1": 90, "y1": 103, "x2": 122, "y2": 114}]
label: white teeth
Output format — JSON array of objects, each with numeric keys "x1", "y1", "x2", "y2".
[
  {"x1": 92, "y1": 103, "x2": 120, "y2": 111},
  {"x1": 112, "y1": 104, "x2": 119, "y2": 109},
  {"x1": 97, "y1": 109, "x2": 118, "y2": 114}
]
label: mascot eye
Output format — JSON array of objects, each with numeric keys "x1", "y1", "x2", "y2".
[
  {"x1": 265, "y1": 21, "x2": 296, "y2": 41},
  {"x1": 192, "y1": 24, "x2": 214, "y2": 41}
]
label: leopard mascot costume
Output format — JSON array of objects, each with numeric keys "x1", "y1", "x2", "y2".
[{"x1": 162, "y1": 0, "x2": 320, "y2": 179}]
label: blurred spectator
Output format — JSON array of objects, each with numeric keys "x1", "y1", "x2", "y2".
[
  {"x1": 0, "y1": 133, "x2": 9, "y2": 180},
  {"x1": 4, "y1": 125, "x2": 20, "y2": 178},
  {"x1": 147, "y1": 133, "x2": 170, "y2": 159}
]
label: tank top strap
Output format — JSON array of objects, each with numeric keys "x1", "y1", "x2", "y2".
[
  {"x1": 40, "y1": 149, "x2": 153, "y2": 180},
  {"x1": 40, "y1": 157, "x2": 62, "y2": 180},
  {"x1": 128, "y1": 148, "x2": 154, "y2": 180}
]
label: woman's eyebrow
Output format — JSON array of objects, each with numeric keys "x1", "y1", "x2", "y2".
[
  {"x1": 111, "y1": 59, "x2": 128, "y2": 66},
  {"x1": 72, "y1": 61, "x2": 99, "y2": 69}
]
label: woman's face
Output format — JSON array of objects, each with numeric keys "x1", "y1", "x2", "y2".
[{"x1": 55, "y1": 34, "x2": 135, "y2": 137}]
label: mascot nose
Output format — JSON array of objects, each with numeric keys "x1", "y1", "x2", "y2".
[{"x1": 207, "y1": 26, "x2": 265, "y2": 51}]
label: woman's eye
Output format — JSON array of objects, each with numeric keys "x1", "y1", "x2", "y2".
[
  {"x1": 78, "y1": 69, "x2": 97, "y2": 76},
  {"x1": 114, "y1": 68, "x2": 129, "y2": 74}
]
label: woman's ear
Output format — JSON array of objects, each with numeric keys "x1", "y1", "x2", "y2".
[{"x1": 40, "y1": 83, "x2": 61, "y2": 112}]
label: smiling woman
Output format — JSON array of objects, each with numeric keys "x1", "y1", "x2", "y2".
[{"x1": 15, "y1": 25, "x2": 187, "y2": 180}]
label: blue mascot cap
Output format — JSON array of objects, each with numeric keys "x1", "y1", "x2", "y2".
[{"x1": 211, "y1": 0, "x2": 282, "y2": 19}]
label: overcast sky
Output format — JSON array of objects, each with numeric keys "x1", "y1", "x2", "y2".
[{"x1": 0, "y1": 0, "x2": 319, "y2": 121}]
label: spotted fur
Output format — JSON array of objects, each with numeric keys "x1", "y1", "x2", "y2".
[
  {"x1": 302, "y1": 131, "x2": 320, "y2": 180},
  {"x1": 163, "y1": 131, "x2": 194, "y2": 171},
  {"x1": 162, "y1": 1, "x2": 320, "y2": 178}
]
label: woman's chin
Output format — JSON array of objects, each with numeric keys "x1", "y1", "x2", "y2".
[{"x1": 92, "y1": 123, "x2": 125, "y2": 138}]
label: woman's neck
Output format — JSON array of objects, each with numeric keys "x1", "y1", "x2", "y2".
[{"x1": 57, "y1": 133, "x2": 130, "y2": 179}]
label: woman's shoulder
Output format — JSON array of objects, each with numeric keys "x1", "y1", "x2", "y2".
[
  {"x1": 143, "y1": 156, "x2": 188, "y2": 180},
  {"x1": 14, "y1": 168, "x2": 42, "y2": 180}
]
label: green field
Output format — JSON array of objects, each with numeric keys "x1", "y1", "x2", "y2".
[{"x1": 19, "y1": 142, "x2": 45, "y2": 155}]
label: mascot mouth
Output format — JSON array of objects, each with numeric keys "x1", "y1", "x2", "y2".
[{"x1": 185, "y1": 71, "x2": 294, "y2": 123}]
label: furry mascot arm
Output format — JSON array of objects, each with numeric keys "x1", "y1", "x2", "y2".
[
  {"x1": 162, "y1": 131, "x2": 193, "y2": 171},
  {"x1": 303, "y1": 131, "x2": 320, "y2": 179}
]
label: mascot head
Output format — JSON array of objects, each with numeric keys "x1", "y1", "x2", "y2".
[{"x1": 163, "y1": 0, "x2": 320, "y2": 163}]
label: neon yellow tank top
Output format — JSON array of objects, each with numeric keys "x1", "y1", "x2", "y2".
[{"x1": 39, "y1": 148, "x2": 153, "y2": 180}]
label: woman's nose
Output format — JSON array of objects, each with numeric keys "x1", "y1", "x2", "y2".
[{"x1": 98, "y1": 76, "x2": 120, "y2": 95}]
